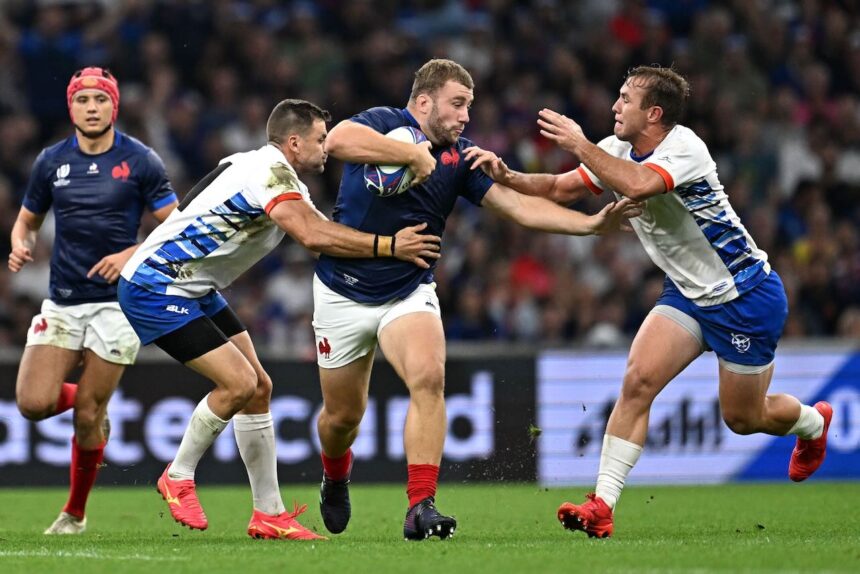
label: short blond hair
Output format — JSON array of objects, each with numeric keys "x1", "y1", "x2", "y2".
[{"x1": 409, "y1": 59, "x2": 474, "y2": 102}]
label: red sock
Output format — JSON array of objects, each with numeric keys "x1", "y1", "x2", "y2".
[
  {"x1": 54, "y1": 383, "x2": 77, "y2": 415},
  {"x1": 407, "y1": 464, "x2": 439, "y2": 507},
  {"x1": 321, "y1": 449, "x2": 353, "y2": 481},
  {"x1": 62, "y1": 437, "x2": 105, "y2": 520}
]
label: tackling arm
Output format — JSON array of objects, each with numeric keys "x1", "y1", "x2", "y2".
[
  {"x1": 269, "y1": 199, "x2": 441, "y2": 269},
  {"x1": 482, "y1": 183, "x2": 640, "y2": 236},
  {"x1": 574, "y1": 140, "x2": 666, "y2": 200}
]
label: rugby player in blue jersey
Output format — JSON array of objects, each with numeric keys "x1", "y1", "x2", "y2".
[
  {"x1": 313, "y1": 59, "x2": 641, "y2": 540},
  {"x1": 8, "y1": 67, "x2": 178, "y2": 534},
  {"x1": 118, "y1": 99, "x2": 440, "y2": 540}
]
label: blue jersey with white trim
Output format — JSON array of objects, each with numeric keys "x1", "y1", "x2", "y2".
[
  {"x1": 22, "y1": 131, "x2": 176, "y2": 305},
  {"x1": 315, "y1": 107, "x2": 494, "y2": 304}
]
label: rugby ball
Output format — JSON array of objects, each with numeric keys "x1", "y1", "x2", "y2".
[{"x1": 363, "y1": 126, "x2": 428, "y2": 197}]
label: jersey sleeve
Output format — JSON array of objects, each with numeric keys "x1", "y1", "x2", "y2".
[
  {"x1": 350, "y1": 106, "x2": 405, "y2": 134},
  {"x1": 642, "y1": 135, "x2": 712, "y2": 192},
  {"x1": 460, "y1": 139, "x2": 495, "y2": 206},
  {"x1": 139, "y1": 149, "x2": 178, "y2": 211},
  {"x1": 21, "y1": 149, "x2": 53, "y2": 214},
  {"x1": 575, "y1": 136, "x2": 616, "y2": 196},
  {"x1": 246, "y1": 160, "x2": 310, "y2": 215}
]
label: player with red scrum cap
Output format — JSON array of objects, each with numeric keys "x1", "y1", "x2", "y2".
[{"x1": 9, "y1": 67, "x2": 178, "y2": 534}]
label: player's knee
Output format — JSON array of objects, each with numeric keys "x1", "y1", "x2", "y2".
[
  {"x1": 73, "y1": 406, "x2": 101, "y2": 434},
  {"x1": 324, "y1": 408, "x2": 364, "y2": 434},
  {"x1": 407, "y1": 362, "x2": 445, "y2": 398},
  {"x1": 722, "y1": 411, "x2": 758, "y2": 435},
  {"x1": 227, "y1": 368, "x2": 258, "y2": 409},
  {"x1": 16, "y1": 396, "x2": 53, "y2": 421},
  {"x1": 254, "y1": 371, "x2": 273, "y2": 401},
  {"x1": 619, "y1": 365, "x2": 662, "y2": 406}
]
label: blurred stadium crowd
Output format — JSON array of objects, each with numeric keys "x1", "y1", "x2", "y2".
[{"x1": 0, "y1": 0, "x2": 858, "y2": 358}]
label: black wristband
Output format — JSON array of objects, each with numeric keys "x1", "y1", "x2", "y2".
[
  {"x1": 390, "y1": 235, "x2": 396, "y2": 256},
  {"x1": 373, "y1": 234, "x2": 379, "y2": 258}
]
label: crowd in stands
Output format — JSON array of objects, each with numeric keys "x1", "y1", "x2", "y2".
[{"x1": 0, "y1": 0, "x2": 857, "y2": 357}]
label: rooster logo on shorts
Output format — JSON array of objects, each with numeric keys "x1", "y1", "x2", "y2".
[
  {"x1": 33, "y1": 318, "x2": 48, "y2": 335},
  {"x1": 318, "y1": 337, "x2": 332, "y2": 359}
]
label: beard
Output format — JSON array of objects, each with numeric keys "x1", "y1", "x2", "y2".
[
  {"x1": 75, "y1": 122, "x2": 113, "y2": 140},
  {"x1": 426, "y1": 104, "x2": 458, "y2": 147}
]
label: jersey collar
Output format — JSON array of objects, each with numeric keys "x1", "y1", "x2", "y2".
[
  {"x1": 628, "y1": 148, "x2": 654, "y2": 163},
  {"x1": 401, "y1": 108, "x2": 421, "y2": 129}
]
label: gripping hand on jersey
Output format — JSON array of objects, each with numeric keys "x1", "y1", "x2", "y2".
[
  {"x1": 409, "y1": 141, "x2": 436, "y2": 187},
  {"x1": 393, "y1": 222, "x2": 442, "y2": 269},
  {"x1": 537, "y1": 108, "x2": 588, "y2": 157},
  {"x1": 587, "y1": 198, "x2": 643, "y2": 235},
  {"x1": 463, "y1": 146, "x2": 512, "y2": 184}
]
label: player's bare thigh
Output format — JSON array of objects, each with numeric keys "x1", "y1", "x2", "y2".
[
  {"x1": 378, "y1": 311, "x2": 445, "y2": 393},
  {"x1": 227, "y1": 330, "x2": 274, "y2": 414},
  {"x1": 15, "y1": 345, "x2": 81, "y2": 419},
  {"x1": 318, "y1": 351, "x2": 375, "y2": 423},
  {"x1": 623, "y1": 311, "x2": 704, "y2": 399}
]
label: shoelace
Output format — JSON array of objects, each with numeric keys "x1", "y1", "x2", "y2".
[{"x1": 286, "y1": 501, "x2": 309, "y2": 520}]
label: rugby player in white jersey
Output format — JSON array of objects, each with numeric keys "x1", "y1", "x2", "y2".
[
  {"x1": 118, "y1": 99, "x2": 441, "y2": 540},
  {"x1": 466, "y1": 65, "x2": 832, "y2": 538}
]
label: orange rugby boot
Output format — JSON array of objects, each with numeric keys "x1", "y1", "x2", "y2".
[
  {"x1": 789, "y1": 401, "x2": 833, "y2": 482},
  {"x1": 557, "y1": 493, "x2": 614, "y2": 538},
  {"x1": 157, "y1": 463, "x2": 208, "y2": 530}
]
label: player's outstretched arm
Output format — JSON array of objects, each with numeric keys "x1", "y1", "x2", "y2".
[
  {"x1": 87, "y1": 200, "x2": 178, "y2": 284},
  {"x1": 8, "y1": 207, "x2": 44, "y2": 272},
  {"x1": 326, "y1": 120, "x2": 436, "y2": 185},
  {"x1": 482, "y1": 183, "x2": 641, "y2": 236},
  {"x1": 270, "y1": 198, "x2": 441, "y2": 268},
  {"x1": 538, "y1": 109, "x2": 666, "y2": 200},
  {"x1": 463, "y1": 145, "x2": 590, "y2": 204}
]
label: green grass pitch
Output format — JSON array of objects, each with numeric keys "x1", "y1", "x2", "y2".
[{"x1": 0, "y1": 482, "x2": 857, "y2": 573}]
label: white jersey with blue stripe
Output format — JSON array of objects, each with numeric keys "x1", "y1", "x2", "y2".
[
  {"x1": 121, "y1": 144, "x2": 313, "y2": 298},
  {"x1": 577, "y1": 125, "x2": 770, "y2": 306}
]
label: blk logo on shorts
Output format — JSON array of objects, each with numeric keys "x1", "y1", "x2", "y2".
[
  {"x1": 165, "y1": 304, "x2": 189, "y2": 315},
  {"x1": 33, "y1": 318, "x2": 48, "y2": 335},
  {"x1": 731, "y1": 333, "x2": 750, "y2": 353},
  {"x1": 112, "y1": 161, "x2": 131, "y2": 181},
  {"x1": 318, "y1": 337, "x2": 332, "y2": 359}
]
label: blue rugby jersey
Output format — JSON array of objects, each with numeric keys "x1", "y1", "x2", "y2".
[
  {"x1": 315, "y1": 107, "x2": 494, "y2": 304},
  {"x1": 22, "y1": 130, "x2": 177, "y2": 305}
]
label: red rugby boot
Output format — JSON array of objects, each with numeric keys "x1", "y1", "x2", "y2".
[
  {"x1": 157, "y1": 464, "x2": 208, "y2": 530},
  {"x1": 557, "y1": 493, "x2": 614, "y2": 538},
  {"x1": 789, "y1": 401, "x2": 833, "y2": 482},
  {"x1": 247, "y1": 503, "x2": 328, "y2": 541}
]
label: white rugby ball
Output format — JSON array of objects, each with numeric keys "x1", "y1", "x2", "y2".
[{"x1": 363, "y1": 126, "x2": 428, "y2": 197}]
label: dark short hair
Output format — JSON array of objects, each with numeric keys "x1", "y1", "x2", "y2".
[
  {"x1": 266, "y1": 99, "x2": 331, "y2": 144},
  {"x1": 409, "y1": 59, "x2": 474, "y2": 102},
  {"x1": 625, "y1": 65, "x2": 690, "y2": 127}
]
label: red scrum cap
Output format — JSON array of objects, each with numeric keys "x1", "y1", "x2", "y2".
[{"x1": 66, "y1": 67, "x2": 120, "y2": 123}]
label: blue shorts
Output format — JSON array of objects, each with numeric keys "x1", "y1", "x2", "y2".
[
  {"x1": 117, "y1": 278, "x2": 229, "y2": 345},
  {"x1": 654, "y1": 271, "x2": 788, "y2": 369}
]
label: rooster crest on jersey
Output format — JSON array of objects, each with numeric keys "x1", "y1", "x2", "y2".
[{"x1": 363, "y1": 126, "x2": 427, "y2": 197}]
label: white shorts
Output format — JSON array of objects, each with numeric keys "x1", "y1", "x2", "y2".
[
  {"x1": 26, "y1": 299, "x2": 140, "y2": 365},
  {"x1": 312, "y1": 274, "x2": 442, "y2": 368}
]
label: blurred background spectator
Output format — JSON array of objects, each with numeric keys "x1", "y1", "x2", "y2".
[{"x1": 0, "y1": 0, "x2": 857, "y2": 357}]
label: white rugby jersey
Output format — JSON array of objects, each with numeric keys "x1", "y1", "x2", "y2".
[
  {"x1": 577, "y1": 125, "x2": 769, "y2": 306},
  {"x1": 121, "y1": 144, "x2": 314, "y2": 297}
]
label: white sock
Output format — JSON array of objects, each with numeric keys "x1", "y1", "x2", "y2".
[
  {"x1": 786, "y1": 404, "x2": 824, "y2": 440},
  {"x1": 234, "y1": 412, "x2": 285, "y2": 515},
  {"x1": 594, "y1": 434, "x2": 643, "y2": 509},
  {"x1": 169, "y1": 394, "x2": 229, "y2": 480}
]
